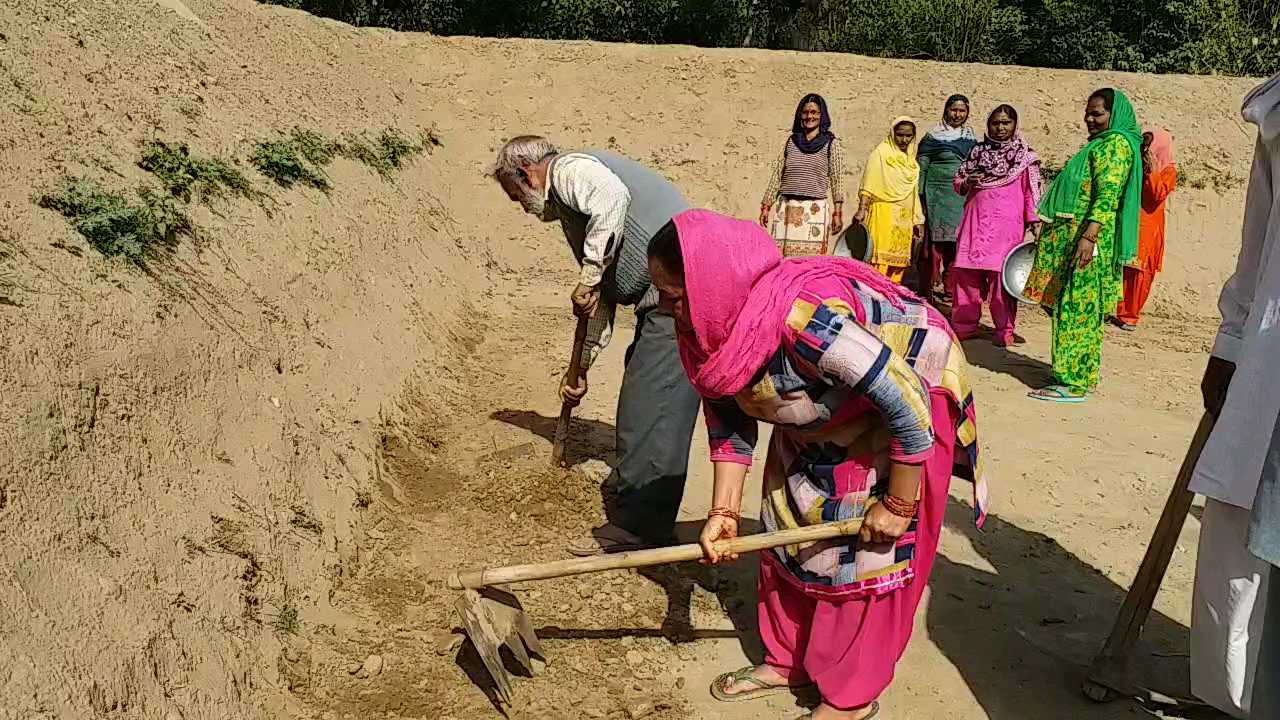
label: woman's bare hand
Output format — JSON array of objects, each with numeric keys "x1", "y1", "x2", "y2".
[
  {"x1": 859, "y1": 503, "x2": 911, "y2": 545},
  {"x1": 1074, "y1": 236, "x2": 1096, "y2": 269},
  {"x1": 699, "y1": 515, "x2": 740, "y2": 564}
]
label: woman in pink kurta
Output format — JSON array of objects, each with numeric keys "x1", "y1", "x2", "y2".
[
  {"x1": 646, "y1": 209, "x2": 987, "y2": 720},
  {"x1": 951, "y1": 105, "x2": 1042, "y2": 346}
]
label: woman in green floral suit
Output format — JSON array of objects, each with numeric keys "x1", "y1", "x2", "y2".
[{"x1": 1023, "y1": 88, "x2": 1143, "y2": 403}]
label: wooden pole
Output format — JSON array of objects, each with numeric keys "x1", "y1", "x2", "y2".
[
  {"x1": 449, "y1": 517, "x2": 864, "y2": 589},
  {"x1": 1083, "y1": 411, "x2": 1217, "y2": 701},
  {"x1": 551, "y1": 317, "x2": 589, "y2": 468}
]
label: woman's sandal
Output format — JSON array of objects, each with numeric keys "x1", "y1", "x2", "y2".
[
  {"x1": 709, "y1": 665, "x2": 813, "y2": 703},
  {"x1": 1028, "y1": 385, "x2": 1087, "y2": 403},
  {"x1": 793, "y1": 700, "x2": 881, "y2": 719}
]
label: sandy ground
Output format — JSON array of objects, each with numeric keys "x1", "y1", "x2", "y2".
[
  {"x1": 0, "y1": 0, "x2": 1262, "y2": 718},
  {"x1": 335, "y1": 282, "x2": 1212, "y2": 720}
]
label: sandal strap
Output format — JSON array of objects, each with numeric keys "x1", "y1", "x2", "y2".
[{"x1": 722, "y1": 666, "x2": 776, "y2": 691}]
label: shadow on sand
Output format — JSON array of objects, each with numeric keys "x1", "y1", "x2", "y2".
[
  {"x1": 961, "y1": 335, "x2": 1056, "y2": 390},
  {"x1": 925, "y1": 499, "x2": 1193, "y2": 719},
  {"x1": 490, "y1": 408, "x2": 616, "y2": 466}
]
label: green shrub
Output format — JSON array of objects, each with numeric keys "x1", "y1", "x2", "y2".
[
  {"x1": 340, "y1": 128, "x2": 431, "y2": 179},
  {"x1": 1179, "y1": 160, "x2": 1246, "y2": 191},
  {"x1": 138, "y1": 140, "x2": 260, "y2": 204},
  {"x1": 36, "y1": 177, "x2": 191, "y2": 263},
  {"x1": 820, "y1": 0, "x2": 1027, "y2": 64},
  {"x1": 250, "y1": 128, "x2": 339, "y2": 191}
]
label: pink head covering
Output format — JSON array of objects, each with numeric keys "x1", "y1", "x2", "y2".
[
  {"x1": 1146, "y1": 129, "x2": 1174, "y2": 171},
  {"x1": 671, "y1": 209, "x2": 919, "y2": 398}
]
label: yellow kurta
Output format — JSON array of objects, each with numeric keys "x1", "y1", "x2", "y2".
[
  {"x1": 860, "y1": 117, "x2": 923, "y2": 278},
  {"x1": 864, "y1": 190, "x2": 923, "y2": 269}
]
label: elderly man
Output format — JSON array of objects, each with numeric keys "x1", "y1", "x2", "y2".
[
  {"x1": 492, "y1": 135, "x2": 700, "y2": 556},
  {"x1": 1191, "y1": 72, "x2": 1280, "y2": 718}
]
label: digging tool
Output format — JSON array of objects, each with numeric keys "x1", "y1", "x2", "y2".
[
  {"x1": 551, "y1": 316, "x2": 589, "y2": 468},
  {"x1": 1082, "y1": 411, "x2": 1217, "y2": 702},
  {"x1": 449, "y1": 516, "x2": 864, "y2": 705}
]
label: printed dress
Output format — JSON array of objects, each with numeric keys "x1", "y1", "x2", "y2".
[
  {"x1": 1022, "y1": 134, "x2": 1134, "y2": 394},
  {"x1": 762, "y1": 138, "x2": 847, "y2": 257},
  {"x1": 704, "y1": 278, "x2": 986, "y2": 599}
]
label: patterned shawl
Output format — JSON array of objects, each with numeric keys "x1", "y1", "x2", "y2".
[
  {"x1": 957, "y1": 111, "x2": 1041, "y2": 190},
  {"x1": 670, "y1": 209, "x2": 915, "y2": 399}
]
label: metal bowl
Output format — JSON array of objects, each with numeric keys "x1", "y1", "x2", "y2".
[
  {"x1": 1002, "y1": 241, "x2": 1038, "y2": 305},
  {"x1": 833, "y1": 222, "x2": 873, "y2": 263}
]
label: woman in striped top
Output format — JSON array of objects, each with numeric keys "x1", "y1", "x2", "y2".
[
  {"x1": 649, "y1": 209, "x2": 986, "y2": 720},
  {"x1": 760, "y1": 93, "x2": 846, "y2": 257}
]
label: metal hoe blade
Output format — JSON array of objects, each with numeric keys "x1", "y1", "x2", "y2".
[{"x1": 454, "y1": 586, "x2": 545, "y2": 705}]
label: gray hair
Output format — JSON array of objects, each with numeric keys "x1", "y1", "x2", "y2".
[{"x1": 492, "y1": 135, "x2": 559, "y2": 181}]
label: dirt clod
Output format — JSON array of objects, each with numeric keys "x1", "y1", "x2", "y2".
[
  {"x1": 354, "y1": 655, "x2": 383, "y2": 679},
  {"x1": 626, "y1": 701, "x2": 656, "y2": 719}
]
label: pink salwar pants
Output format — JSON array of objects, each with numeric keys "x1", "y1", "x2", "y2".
[
  {"x1": 755, "y1": 391, "x2": 958, "y2": 711},
  {"x1": 950, "y1": 267, "x2": 1017, "y2": 344}
]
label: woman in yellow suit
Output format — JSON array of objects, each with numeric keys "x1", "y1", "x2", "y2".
[{"x1": 856, "y1": 117, "x2": 925, "y2": 283}]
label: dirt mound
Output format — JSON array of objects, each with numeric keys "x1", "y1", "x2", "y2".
[{"x1": 0, "y1": 1, "x2": 1259, "y2": 718}]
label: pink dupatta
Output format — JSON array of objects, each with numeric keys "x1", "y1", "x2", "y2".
[{"x1": 672, "y1": 209, "x2": 920, "y2": 399}]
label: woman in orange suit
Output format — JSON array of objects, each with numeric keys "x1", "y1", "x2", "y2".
[{"x1": 1114, "y1": 130, "x2": 1177, "y2": 331}]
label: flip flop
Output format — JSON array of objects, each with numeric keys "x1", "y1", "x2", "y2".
[
  {"x1": 793, "y1": 701, "x2": 881, "y2": 719},
  {"x1": 1028, "y1": 385, "x2": 1087, "y2": 403},
  {"x1": 710, "y1": 666, "x2": 812, "y2": 703}
]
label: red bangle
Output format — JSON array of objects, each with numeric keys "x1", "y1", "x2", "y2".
[
  {"x1": 880, "y1": 494, "x2": 918, "y2": 519},
  {"x1": 708, "y1": 507, "x2": 741, "y2": 522}
]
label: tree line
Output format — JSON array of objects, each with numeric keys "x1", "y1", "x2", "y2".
[{"x1": 265, "y1": 0, "x2": 1279, "y2": 77}]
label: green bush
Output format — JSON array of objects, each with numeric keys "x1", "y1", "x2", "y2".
[
  {"x1": 820, "y1": 0, "x2": 1027, "y2": 64},
  {"x1": 36, "y1": 177, "x2": 192, "y2": 263},
  {"x1": 250, "y1": 128, "x2": 339, "y2": 191},
  {"x1": 138, "y1": 140, "x2": 260, "y2": 204},
  {"x1": 340, "y1": 128, "x2": 432, "y2": 179}
]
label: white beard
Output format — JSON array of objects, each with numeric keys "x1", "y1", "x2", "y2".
[{"x1": 522, "y1": 194, "x2": 558, "y2": 222}]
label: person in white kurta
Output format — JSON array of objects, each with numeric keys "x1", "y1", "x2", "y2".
[{"x1": 1189, "y1": 71, "x2": 1280, "y2": 719}]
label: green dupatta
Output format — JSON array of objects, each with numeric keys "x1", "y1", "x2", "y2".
[{"x1": 1036, "y1": 90, "x2": 1143, "y2": 267}]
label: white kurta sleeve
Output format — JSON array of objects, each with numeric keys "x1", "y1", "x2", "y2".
[
  {"x1": 550, "y1": 155, "x2": 631, "y2": 288},
  {"x1": 1213, "y1": 137, "x2": 1274, "y2": 363}
]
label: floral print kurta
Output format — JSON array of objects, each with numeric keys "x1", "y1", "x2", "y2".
[{"x1": 1022, "y1": 134, "x2": 1134, "y2": 394}]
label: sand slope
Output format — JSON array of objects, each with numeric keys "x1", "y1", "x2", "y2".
[{"x1": 0, "y1": 1, "x2": 1260, "y2": 718}]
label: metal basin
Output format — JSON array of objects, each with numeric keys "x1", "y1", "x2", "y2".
[
  {"x1": 1002, "y1": 241, "x2": 1038, "y2": 305},
  {"x1": 833, "y1": 222, "x2": 873, "y2": 263}
]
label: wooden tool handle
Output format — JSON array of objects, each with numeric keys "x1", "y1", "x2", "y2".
[
  {"x1": 551, "y1": 316, "x2": 590, "y2": 467},
  {"x1": 448, "y1": 517, "x2": 864, "y2": 589},
  {"x1": 1084, "y1": 410, "x2": 1216, "y2": 697}
]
